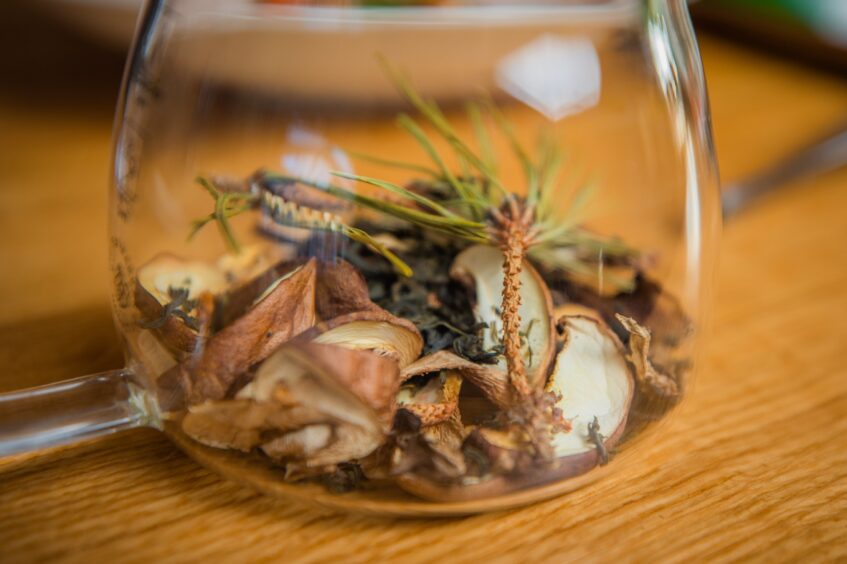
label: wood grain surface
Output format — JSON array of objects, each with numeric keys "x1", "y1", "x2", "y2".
[{"x1": 2, "y1": 4, "x2": 847, "y2": 562}]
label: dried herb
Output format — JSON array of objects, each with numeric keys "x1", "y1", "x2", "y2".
[
  {"x1": 139, "y1": 286, "x2": 200, "y2": 331},
  {"x1": 452, "y1": 329, "x2": 503, "y2": 364},
  {"x1": 587, "y1": 416, "x2": 609, "y2": 466}
]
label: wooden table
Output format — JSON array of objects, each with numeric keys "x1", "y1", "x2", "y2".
[{"x1": 2, "y1": 6, "x2": 847, "y2": 561}]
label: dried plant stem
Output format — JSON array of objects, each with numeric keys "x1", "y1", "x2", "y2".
[{"x1": 490, "y1": 196, "x2": 536, "y2": 398}]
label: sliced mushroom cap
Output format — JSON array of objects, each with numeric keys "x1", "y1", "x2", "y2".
[
  {"x1": 135, "y1": 254, "x2": 227, "y2": 354},
  {"x1": 256, "y1": 175, "x2": 353, "y2": 244},
  {"x1": 137, "y1": 254, "x2": 228, "y2": 305},
  {"x1": 306, "y1": 310, "x2": 423, "y2": 369},
  {"x1": 535, "y1": 246, "x2": 638, "y2": 297},
  {"x1": 240, "y1": 342, "x2": 399, "y2": 431},
  {"x1": 553, "y1": 303, "x2": 604, "y2": 323},
  {"x1": 216, "y1": 251, "x2": 301, "y2": 327},
  {"x1": 181, "y1": 400, "x2": 327, "y2": 452},
  {"x1": 182, "y1": 342, "x2": 399, "y2": 470},
  {"x1": 158, "y1": 259, "x2": 318, "y2": 409},
  {"x1": 547, "y1": 316, "x2": 634, "y2": 460},
  {"x1": 450, "y1": 245, "x2": 555, "y2": 389},
  {"x1": 242, "y1": 342, "x2": 399, "y2": 466},
  {"x1": 217, "y1": 264, "x2": 296, "y2": 328},
  {"x1": 397, "y1": 371, "x2": 462, "y2": 426},
  {"x1": 401, "y1": 350, "x2": 513, "y2": 408}
]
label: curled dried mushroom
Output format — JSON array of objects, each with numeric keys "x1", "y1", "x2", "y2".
[
  {"x1": 182, "y1": 342, "x2": 399, "y2": 471},
  {"x1": 616, "y1": 314, "x2": 679, "y2": 400},
  {"x1": 547, "y1": 316, "x2": 633, "y2": 462}
]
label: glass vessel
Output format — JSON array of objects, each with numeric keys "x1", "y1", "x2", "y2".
[{"x1": 0, "y1": 0, "x2": 720, "y2": 516}]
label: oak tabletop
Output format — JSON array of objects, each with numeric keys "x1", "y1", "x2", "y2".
[{"x1": 1, "y1": 5, "x2": 847, "y2": 562}]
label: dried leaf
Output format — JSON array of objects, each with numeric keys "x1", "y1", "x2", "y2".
[
  {"x1": 615, "y1": 314, "x2": 679, "y2": 399},
  {"x1": 159, "y1": 260, "x2": 318, "y2": 409},
  {"x1": 401, "y1": 350, "x2": 513, "y2": 408}
]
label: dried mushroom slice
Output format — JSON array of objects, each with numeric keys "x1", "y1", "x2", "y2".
[
  {"x1": 615, "y1": 314, "x2": 679, "y2": 400},
  {"x1": 181, "y1": 400, "x2": 326, "y2": 451},
  {"x1": 389, "y1": 410, "x2": 467, "y2": 485},
  {"x1": 540, "y1": 246, "x2": 638, "y2": 298},
  {"x1": 306, "y1": 310, "x2": 423, "y2": 369},
  {"x1": 183, "y1": 343, "x2": 399, "y2": 473},
  {"x1": 256, "y1": 175, "x2": 353, "y2": 244},
  {"x1": 450, "y1": 245, "x2": 555, "y2": 389},
  {"x1": 401, "y1": 350, "x2": 512, "y2": 409},
  {"x1": 240, "y1": 343, "x2": 400, "y2": 466},
  {"x1": 315, "y1": 259, "x2": 381, "y2": 319},
  {"x1": 135, "y1": 254, "x2": 227, "y2": 354},
  {"x1": 216, "y1": 251, "x2": 301, "y2": 328},
  {"x1": 546, "y1": 316, "x2": 633, "y2": 461},
  {"x1": 158, "y1": 259, "x2": 319, "y2": 409},
  {"x1": 397, "y1": 371, "x2": 462, "y2": 426}
]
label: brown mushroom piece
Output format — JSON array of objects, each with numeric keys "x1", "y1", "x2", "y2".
[
  {"x1": 214, "y1": 246, "x2": 301, "y2": 327},
  {"x1": 242, "y1": 342, "x2": 400, "y2": 468},
  {"x1": 396, "y1": 370, "x2": 462, "y2": 426},
  {"x1": 135, "y1": 254, "x2": 227, "y2": 354},
  {"x1": 389, "y1": 409, "x2": 467, "y2": 484},
  {"x1": 284, "y1": 258, "x2": 425, "y2": 368},
  {"x1": 400, "y1": 350, "x2": 513, "y2": 409},
  {"x1": 450, "y1": 245, "x2": 556, "y2": 389},
  {"x1": 535, "y1": 246, "x2": 638, "y2": 298},
  {"x1": 181, "y1": 399, "x2": 327, "y2": 452},
  {"x1": 305, "y1": 309, "x2": 423, "y2": 369},
  {"x1": 315, "y1": 259, "x2": 381, "y2": 319},
  {"x1": 181, "y1": 342, "x2": 399, "y2": 474},
  {"x1": 616, "y1": 314, "x2": 680, "y2": 400},
  {"x1": 394, "y1": 315, "x2": 635, "y2": 502},
  {"x1": 545, "y1": 316, "x2": 634, "y2": 461},
  {"x1": 157, "y1": 259, "x2": 319, "y2": 409}
]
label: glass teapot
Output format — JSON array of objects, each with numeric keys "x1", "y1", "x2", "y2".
[{"x1": 0, "y1": 0, "x2": 719, "y2": 516}]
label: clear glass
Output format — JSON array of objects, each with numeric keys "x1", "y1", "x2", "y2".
[{"x1": 0, "y1": 0, "x2": 720, "y2": 516}]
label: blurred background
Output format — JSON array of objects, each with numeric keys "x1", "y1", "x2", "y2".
[
  {"x1": 1, "y1": 0, "x2": 846, "y2": 383},
  {"x1": 0, "y1": 1, "x2": 846, "y2": 559}
]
